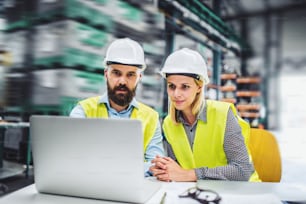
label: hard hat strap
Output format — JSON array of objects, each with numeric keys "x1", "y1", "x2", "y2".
[
  {"x1": 106, "y1": 61, "x2": 143, "y2": 69},
  {"x1": 166, "y1": 73, "x2": 201, "y2": 81}
]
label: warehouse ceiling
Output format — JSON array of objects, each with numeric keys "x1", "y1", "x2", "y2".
[
  {"x1": 204, "y1": 0, "x2": 306, "y2": 72},
  {"x1": 219, "y1": 0, "x2": 306, "y2": 20}
]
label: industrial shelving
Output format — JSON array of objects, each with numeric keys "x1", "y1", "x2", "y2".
[
  {"x1": 1, "y1": 0, "x2": 166, "y2": 118},
  {"x1": 1, "y1": 0, "x2": 167, "y2": 166},
  {"x1": 2, "y1": 0, "x2": 264, "y2": 126},
  {"x1": 220, "y1": 73, "x2": 237, "y2": 104},
  {"x1": 157, "y1": 0, "x2": 251, "y2": 116},
  {"x1": 236, "y1": 76, "x2": 262, "y2": 127}
]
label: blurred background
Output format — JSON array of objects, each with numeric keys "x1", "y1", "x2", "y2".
[{"x1": 0, "y1": 0, "x2": 306, "y2": 195}]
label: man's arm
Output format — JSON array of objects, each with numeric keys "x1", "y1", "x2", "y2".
[{"x1": 144, "y1": 122, "x2": 165, "y2": 176}]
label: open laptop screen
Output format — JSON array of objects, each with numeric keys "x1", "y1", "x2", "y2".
[{"x1": 30, "y1": 115, "x2": 160, "y2": 203}]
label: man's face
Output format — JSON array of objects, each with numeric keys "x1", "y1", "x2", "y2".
[{"x1": 105, "y1": 64, "x2": 141, "y2": 107}]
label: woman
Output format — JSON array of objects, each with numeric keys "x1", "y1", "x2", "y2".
[{"x1": 150, "y1": 48, "x2": 259, "y2": 182}]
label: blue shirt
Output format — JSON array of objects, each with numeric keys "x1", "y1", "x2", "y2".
[{"x1": 70, "y1": 93, "x2": 165, "y2": 176}]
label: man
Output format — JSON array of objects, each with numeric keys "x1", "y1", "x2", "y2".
[{"x1": 70, "y1": 38, "x2": 164, "y2": 176}]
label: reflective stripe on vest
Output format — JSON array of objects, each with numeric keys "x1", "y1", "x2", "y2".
[{"x1": 79, "y1": 96, "x2": 158, "y2": 154}]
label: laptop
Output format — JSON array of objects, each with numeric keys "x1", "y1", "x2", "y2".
[{"x1": 30, "y1": 115, "x2": 161, "y2": 203}]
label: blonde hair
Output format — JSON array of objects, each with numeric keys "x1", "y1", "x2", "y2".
[{"x1": 169, "y1": 79, "x2": 205, "y2": 124}]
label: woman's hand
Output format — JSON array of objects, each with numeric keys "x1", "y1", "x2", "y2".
[
  {"x1": 150, "y1": 155, "x2": 171, "y2": 182},
  {"x1": 150, "y1": 156, "x2": 197, "y2": 182}
]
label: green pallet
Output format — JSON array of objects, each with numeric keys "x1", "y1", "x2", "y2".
[
  {"x1": 5, "y1": 20, "x2": 29, "y2": 31},
  {"x1": 35, "y1": 0, "x2": 113, "y2": 30},
  {"x1": 30, "y1": 105, "x2": 65, "y2": 115},
  {"x1": 94, "y1": 0, "x2": 108, "y2": 5},
  {"x1": 60, "y1": 96, "x2": 82, "y2": 116},
  {"x1": 3, "y1": 106, "x2": 24, "y2": 113},
  {"x1": 34, "y1": 48, "x2": 104, "y2": 71},
  {"x1": 118, "y1": 1, "x2": 143, "y2": 22},
  {"x1": 30, "y1": 96, "x2": 93, "y2": 116},
  {"x1": 35, "y1": 0, "x2": 85, "y2": 20},
  {"x1": 77, "y1": 23, "x2": 109, "y2": 47},
  {"x1": 75, "y1": 70, "x2": 104, "y2": 92},
  {"x1": 91, "y1": 11, "x2": 113, "y2": 30}
]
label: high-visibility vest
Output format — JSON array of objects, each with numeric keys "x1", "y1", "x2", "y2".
[
  {"x1": 79, "y1": 96, "x2": 159, "y2": 154},
  {"x1": 163, "y1": 100, "x2": 260, "y2": 181}
]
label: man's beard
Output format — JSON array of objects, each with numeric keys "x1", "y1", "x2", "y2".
[{"x1": 107, "y1": 82, "x2": 137, "y2": 107}]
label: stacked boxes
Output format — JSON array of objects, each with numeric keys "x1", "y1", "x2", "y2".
[
  {"x1": 3, "y1": 72, "x2": 29, "y2": 108},
  {"x1": 36, "y1": 0, "x2": 113, "y2": 30},
  {"x1": 32, "y1": 69, "x2": 105, "y2": 104},
  {"x1": 3, "y1": 0, "x2": 31, "y2": 31},
  {"x1": 31, "y1": 69, "x2": 105, "y2": 115},
  {"x1": 2, "y1": 0, "x2": 32, "y2": 111},
  {"x1": 5, "y1": 30, "x2": 28, "y2": 69},
  {"x1": 28, "y1": 0, "x2": 114, "y2": 114},
  {"x1": 2, "y1": 0, "x2": 166, "y2": 117},
  {"x1": 33, "y1": 20, "x2": 112, "y2": 71}
]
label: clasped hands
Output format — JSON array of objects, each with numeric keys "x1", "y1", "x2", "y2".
[{"x1": 149, "y1": 155, "x2": 197, "y2": 182}]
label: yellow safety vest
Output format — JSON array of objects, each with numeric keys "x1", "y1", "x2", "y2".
[
  {"x1": 79, "y1": 96, "x2": 159, "y2": 154},
  {"x1": 163, "y1": 100, "x2": 260, "y2": 182}
]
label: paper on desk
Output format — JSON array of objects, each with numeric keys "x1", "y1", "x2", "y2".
[
  {"x1": 146, "y1": 181, "x2": 196, "y2": 204},
  {"x1": 220, "y1": 193, "x2": 282, "y2": 204},
  {"x1": 156, "y1": 192, "x2": 282, "y2": 204}
]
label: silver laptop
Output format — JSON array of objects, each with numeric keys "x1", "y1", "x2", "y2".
[{"x1": 30, "y1": 115, "x2": 161, "y2": 203}]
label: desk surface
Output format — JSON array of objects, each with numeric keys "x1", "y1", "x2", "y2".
[
  {"x1": 1, "y1": 181, "x2": 306, "y2": 204},
  {"x1": 0, "y1": 122, "x2": 30, "y2": 128},
  {"x1": 197, "y1": 180, "x2": 306, "y2": 203}
]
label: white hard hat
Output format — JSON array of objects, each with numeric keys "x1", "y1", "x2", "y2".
[
  {"x1": 160, "y1": 48, "x2": 209, "y2": 84},
  {"x1": 103, "y1": 38, "x2": 146, "y2": 70}
]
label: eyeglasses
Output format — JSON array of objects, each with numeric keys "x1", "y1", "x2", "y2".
[{"x1": 179, "y1": 187, "x2": 222, "y2": 204}]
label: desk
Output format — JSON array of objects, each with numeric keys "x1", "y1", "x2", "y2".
[
  {"x1": 1, "y1": 181, "x2": 306, "y2": 204},
  {"x1": 197, "y1": 180, "x2": 306, "y2": 203},
  {"x1": 0, "y1": 122, "x2": 31, "y2": 177}
]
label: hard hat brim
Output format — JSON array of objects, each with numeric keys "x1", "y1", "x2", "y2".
[
  {"x1": 106, "y1": 61, "x2": 145, "y2": 69},
  {"x1": 165, "y1": 73, "x2": 201, "y2": 80}
]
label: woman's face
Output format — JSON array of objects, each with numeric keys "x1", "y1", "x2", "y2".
[{"x1": 166, "y1": 75, "x2": 202, "y2": 112}]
